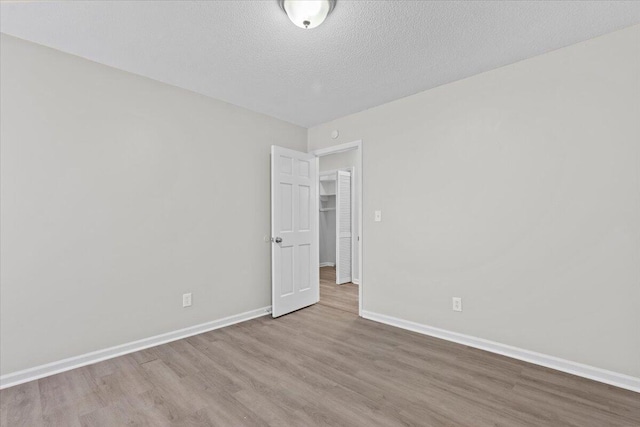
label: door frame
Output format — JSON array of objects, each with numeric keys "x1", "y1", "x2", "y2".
[
  {"x1": 312, "y1": 140, "x2": 363, "y2": 317},
  {"x1": 318, "y1": 167, "x2": 355, "y2": 282}
]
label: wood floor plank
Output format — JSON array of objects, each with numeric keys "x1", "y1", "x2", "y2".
[
  {"x1": 0, "y1": 381, "x2": 43, "y2": 427},
  {"x1": 249, "y1": 310, "x2": 524, "y2": 426},
  {"x1": 38, "y1": 366, "x2": 106, "y2": 425},
  {"x1": 318, "y1": 266, "x2": 359, "y2": 314},
  {"x1": 218, "y1": 325, "x2": 409, "y2": 427},
  {"x1": 203, "y1": 336, "x2": 372, "y2": 426},
  {"x1": 2, "y1": 283, "x2": 638, "y2": 426}
]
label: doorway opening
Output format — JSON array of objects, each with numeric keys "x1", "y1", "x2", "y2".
[{"x1": 313, "y1": 141, "x2": 362, "y2": 316}]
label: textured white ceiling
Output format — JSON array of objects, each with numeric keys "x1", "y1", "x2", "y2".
[{"x1": 1, "y1": 1, "x2": 639, "y2": 127}]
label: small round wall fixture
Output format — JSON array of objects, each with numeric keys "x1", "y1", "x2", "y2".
[{"x1": 278, "y1": 0, "x2": 337, "y2": 29}]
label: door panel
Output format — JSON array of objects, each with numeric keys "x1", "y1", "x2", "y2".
[
  {"x1": 336, "y1": 171, "x2": 352, "y2": 284},
  {"x1": 271, "y1": 146, "x2": 318, "y2": 317}
]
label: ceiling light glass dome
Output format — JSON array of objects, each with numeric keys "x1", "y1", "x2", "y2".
[{"x1": 279, "y1": 0, "x2": 336, "y2": 29}]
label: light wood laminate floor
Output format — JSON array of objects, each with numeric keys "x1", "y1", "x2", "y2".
[
  {"x1": 2, "y1": 305, "x2": 638, "y2": 425},
  {"x1": 318, "y1": 266, "x2": 358, "y2": 315}
]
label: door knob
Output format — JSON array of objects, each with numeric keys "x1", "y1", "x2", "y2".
[{"x1": 273, "y1": 237, "x2": 283, "y2": 243}]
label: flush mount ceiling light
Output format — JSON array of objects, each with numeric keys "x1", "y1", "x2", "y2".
[{"x1": 278, "y1": 0, "x2": 337, "y2": 29}]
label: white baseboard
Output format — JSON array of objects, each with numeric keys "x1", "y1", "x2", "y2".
[
  {"x1": 319, "y1": 262, "x2": 335, "y2": 267},
  {"x1": 352, "y1": 279, "x2": 360, "y2": 285},
  {"x1": 362, "y1": 310, "x2": 640, "y2": 393},
  {"x1": 0, "y1": 306, "x2": 272, "y2": 390}
]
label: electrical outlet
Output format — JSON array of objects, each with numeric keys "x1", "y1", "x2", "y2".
[
  {"x1": 183, "y1": 293, "x2": 192, "y2": 307},
  {"x1": 374, "y1": 210, "x2": 382, "y2": 222},
  {"x1": 452, "y1": 297, "x2": 462, "y2": 312}
]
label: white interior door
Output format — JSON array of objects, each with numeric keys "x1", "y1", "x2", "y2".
[
  {"x1": 336, "y1": 170, "x2": 352, "y2": 284},
  {"x1": 271, "y1": 146, "x2": 319, "y2": 317}
]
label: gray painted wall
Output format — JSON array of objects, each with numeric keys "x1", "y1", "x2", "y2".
[
  {"x1": 308, "y1": 25, "x2": 640, "y2": 377},
  {"x1": 2, "y1": 24, "x2": 638, "y2": 380},
  {"x1": 0, "y1": 35, "x2": 306, "y2": 375}
]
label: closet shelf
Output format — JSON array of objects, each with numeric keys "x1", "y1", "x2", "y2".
[
  {"x1": 320, "y1": 193, "x2": 336, "y2": 197},
  {"x1": 320, "y1": 207, "x2": 336, "y2": 212}
]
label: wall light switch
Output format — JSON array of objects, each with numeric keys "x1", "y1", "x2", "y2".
[
  {"x1": 452, "y1": 297, "x2": 462, "y2": 312},
  {"x1": 374, "y1": 210, "x2": 382, "y2": 222},
  {"x1": 183, "y1": 293, "x2": 192, "y2": 307}
]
